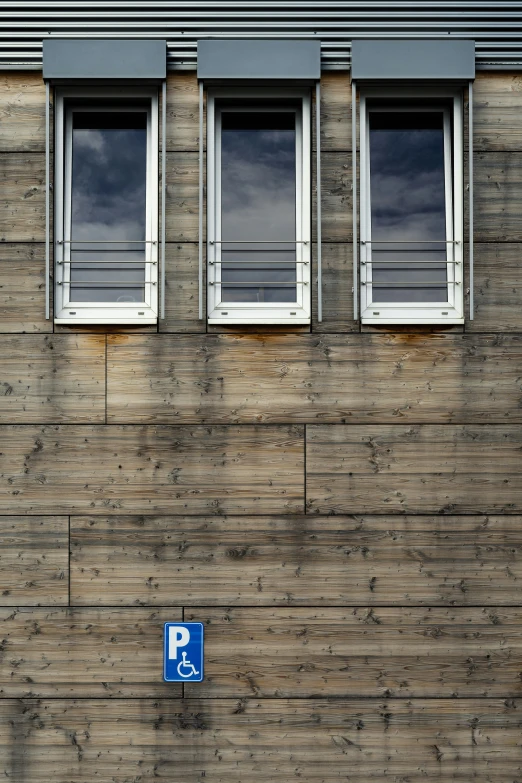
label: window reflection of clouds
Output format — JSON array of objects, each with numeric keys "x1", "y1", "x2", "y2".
[
  {"x1": 221, "y1": 113, "x2": 297, "y2": 302},
  {"x1": 70, "y1": 114, "x2": 147, "y2": 302},
  {"x1": 369, "y1": 115, "x2": 448, "y2": 302}
]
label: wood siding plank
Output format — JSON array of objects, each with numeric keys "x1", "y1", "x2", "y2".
[
  {"x1": 0, "y1": 73, "x2": 48, "y2": 153},
  {"x1": 166, "y1": 72, "x2": 201, "y2": 152},
  {"x1": 161, "y1": 242, "x2": 206, "y2": 332},
  {"x1": 474, "y1": 151, "x2": 522, "y2": 241},
  {"x1": 70, "y1": 515, "x2": 522, "y2": 607},
  {"x1": 0, "y1": 608, "x2": 182, "y2": 697},
  {"x1": 307, "y1": 424, "x2": 522, "y2": 514},
  {"x1": 474, "y1": 72, "x2": 522, "y2": 152},
  {"x1": 0, "y1": 425, "x2": 304, "y2": 515},
  {"x1": 0, "y1": 335, "x2": 105, "y2": 422},
  {"x1": 467, "y1": 243, "x2": 522, "y2": 331},
  {"x1": 312, "y1": 243, "x2": 357, "y2": 332},
  {"x1": 165, "y1": 152, "x2": 201, "y2": 242},
  {"x1": 1, "y1": 698, "x2": 521, "y2": 782},
  {"x1": 314, "y1": 72, "x2": 352, "y2": 152},
  {"x1": 0, "y1": 244, "x2": 51, "y2": 332},
  {"x1": 184, "y1": 606, "x2": 522, "y2": 698},
  {"x1": 0, "y1": 517, "x2": 68, "y2": 606},
  {"x1": 0, "y1": 153, "x2": 45, "y2": 242},
  {"x1": 107, "y1": 333, "x2": 522, "y2": 424}
]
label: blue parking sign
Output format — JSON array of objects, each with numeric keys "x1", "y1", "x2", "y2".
[{"x1": 163, "y1": 622, "x2": 204, "y2": 682}]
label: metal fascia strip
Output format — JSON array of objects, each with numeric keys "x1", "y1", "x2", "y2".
[
  {"x1": 352, "y1": 78, "x2": 358, "y2": 320},
  {"x1": 198, "y1": 79, "x2": 204, "y2": 320},
  {"x1": 468, "y1": 79, "x2": 474, "y2": 320},
  {"x1": 161, "y1": 79, "x2": 166, "y2": 319},
  {"x1": 45, "y1": 80, "x2": 50, "y2": 320},
  {"x1": 316, "y1": 80, "x2": 322, "y2": 322}
]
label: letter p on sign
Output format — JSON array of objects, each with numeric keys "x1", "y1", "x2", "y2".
[
  {"x1": 168, "y1": 625, "x2": 190, "y2": 659},
  {"x1": 163, "y1": 622, "x2": 204, "y2": 682}
]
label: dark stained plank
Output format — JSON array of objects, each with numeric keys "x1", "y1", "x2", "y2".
[
  {"x1": 0, "y1": 153, "x2": 46, "y2": 242},
  {"x1": 70, "y1": 514, "x2": 522, "y2": 607},
  {"x1": 0, "y1": 517, "x2": 68, "y2": 606},
  {"x1": 0, "y1": 425, "x2": 304, "y2": 515},
  {"x1": 161, "y1": 242, "x2": 206, "y2": 332},
  {"x1": 467, "y1": 242, "x2": 522, "y2": 331},
  {"x1": 0, "y1": 73, "x2": 48, "y2": 153},
  {"x1": 0, "y1": 244, "x2": 52, "y2": 332},
  {"x1": 0, "y1": 335, "x2": 105, "y2": 422},
  {"x1": 0, "y1": 608, "x2": 182, "y2": 697},
  {"x1": 107, "y1": 332, "x2": 522, "y2": 424},
  {"x1": 474, "y1": 71, "x2": 522, "y2": 152},
  {"x1": 307, "y1": 424, "x2": 522, "y2": 514},
  {"x1": 184, "y1": 606, "x2": 522, "y2": 698},
  {"x1": 2, "y1": 698, "x2": 521, "y2": 782}
]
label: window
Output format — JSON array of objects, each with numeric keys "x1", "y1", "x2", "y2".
[
  {"x1": 207, "y1": 91, "x2": 311, "y2": 324},
  {"x1": 359, "y1": 91, "x2": 464, "y2": 324},
  {"x1": 54, "y1": 88, "x2": 158, "y2": 323}
]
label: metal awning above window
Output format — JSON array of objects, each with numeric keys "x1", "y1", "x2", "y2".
[
  {"x1": 43, "y1": 38, "x2": 167, "y2": 81},
  {"x1": 351, "y1": 39, "x2": 475, "y2": 82},
  {"x1": 197, "y1": 39, "x2": 320, "y2": 82}
]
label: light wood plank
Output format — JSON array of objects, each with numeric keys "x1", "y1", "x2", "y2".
[
  {"x1": 314, "y1": 71, "x2": 352, "y2": 152},
  {"x1": 0, "y1": 608, "x2": 182, "y2": 697},
  {"x1": 0, "y1": 153, "x2": 46, "y2": 242},
  {"x1": 107, "y1": 332, "x2": 522, "y2": 424},
  {"x1": 307, "y1": 424, "x2": 522, "y2": 514},
  {"x1": 474, "y1": 72, "x2": 522, "y2": 152},
  {"x1": 0, "y1": 517, "x2": 68, "y2": 606},
  {"x1": 0, "y1": 335, "x2": 104, "y2": 422},
  {"x1": 2, "y1": 698, "x2": 521, "y2": 782},
  {"x1": 70, "y1": 514, "x2": 522, "y2": 607},
  {"x1": 474, "y1": 151, "x2": 522, "y2": 241},
  {"x1": 0, "y1": 425, "x2": 304, "y2": 515},
  {"x1": 0, "y1": 244, "x2": 51, "y2": 332},
  {"x1": 165, "y1": 152, "x2": 201, "y2": 242},
  {"x1": 467, "y1": 242, "x2": 522, "y2": 331},
  {"x1": 184, "y1": 606, "x2": 522, "y2": 698},
  {"x1": 312, "y1": 242, "x2": 357, "y2": 332},
  {"x1": 313, "y1": 152, "x2": 352, "y2": 242},
  {"x1": 0, "y1": 73, "x2": 48, "y2": 153},
  {"x1": 161, "y1": 242, "x2": 206, "y2": 332},
  {"x1": 166, "y1": 72, "x2": 202, "y2": 152}
]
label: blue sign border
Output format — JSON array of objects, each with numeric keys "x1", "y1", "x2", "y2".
[{"x1": 163, "y1": 622, "x2": 204, "y2": 683}]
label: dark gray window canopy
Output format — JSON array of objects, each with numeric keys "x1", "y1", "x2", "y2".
[
  {"x1": 197, "y1": 39, "x2": 321, "y2": 82},
  {"x1": 351, "y1": 39, "x2": 475, "y2": 82},
  {"x1": 43, "y1": 39, "x2": 167, "y2": 81}
]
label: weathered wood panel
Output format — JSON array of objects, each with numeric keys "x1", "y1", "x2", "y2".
[
  {"x1": 183, "y1": 606, "x2": 522, "y2": 698},
  {"x1": 2, "y1": 698, "x2": 521, "y2": 782},
  {"x1": 0, "y1": 608, "x2": 182, "y2": 697},
  {"x1": 474, "y1": 151, "x2": 522, "y2": 241},
  {"x1": 474, "y1": 72, "x2": 522, "y2": 152},
  {"x1": 307, "y1": 424, "x2": 522, "y2": 514},
  {"x1": 314, "y1": 71, "x2": 351, "y2": 152},
  {"x1": 70, "y1": 514, "x2": 522, "y2": 607},
  {"x1": 0, "y1": 73, "x2": 48, "y2": 153},
  {"x1": 0, "y1": 517, "x2": 68, "y2": 606},
  {"x1": 313, "y1": 152, "x2": 352, "y2": 242},
  {"x1": 0, "y1": 335, "x2": 104, "y2": 422},
  {"x1": 161, "y1": 242, "x2": 206, "y2": 332},
  {"x1": 0, "y1": 244, "x2": 51, "y2": 332},
  {"x1": 107, "y1": 332, "x2": 522, "y2": 424},
  {"x1": 166, "y1": 72, "x2": 201, "y2": 152},
  {"x1": 0, "y1": 153, "x2": 46, "y2": 242},
  {"x1": 312, "y1": 242, "x2": 357, "y2": 332},
  {"x1": 467, "y1": 242, "x2": 522, "y2": 331},
  {"x1": 0, "y1": 425, "x2": 304, "y2": 514}
]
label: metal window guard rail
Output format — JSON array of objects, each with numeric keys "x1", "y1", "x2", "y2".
[
  {"x1": 210, "y1": 281, "x2": 306, "y2": 286},
  {"x1": 363, "y1": 281, "x2": 459, "y2": 287}
]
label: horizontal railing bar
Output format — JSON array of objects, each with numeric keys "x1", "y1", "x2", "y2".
[
  {"x1": 58, "y1": 239, "x2": 155, "y2": 244},
  {"x1": 210, "y1": 281, "x2": 303, "y2": 286},
  {"x1": 364, "y1": 281, "x2": 458, "y2": 286},
  {"x1": 363, "y1": 260, "x2": 459, "y2": 265},
  {"x1": 58, "y1": 260, "x2": 155, "y2": 265},
  {"x1": 210, "y1": 260, "x2": 308, "y2": 265},
  {"x1": 60, "y1": 282, "x2": 151, "y2": 286},
  {"x1": 209, "y1": 240, "x2": 309, "y2": 244},
  {"x1": 361, "y1": 239, "x2": 459, "y2": 244}
]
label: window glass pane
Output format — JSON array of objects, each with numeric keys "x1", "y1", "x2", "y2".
[
  {"x1": 369, "y1": 110, "x2": 448, "y2": 303},
  {"x1": 220, "y1": 110, "x2": 296, "y2": 303},
  {"x1": 70, "y1": 110, "x2": 147, "y2": 303}
]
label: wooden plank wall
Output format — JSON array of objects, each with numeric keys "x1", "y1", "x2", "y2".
[{"x1": 1, "y1": 70, "x2": 522, "y2": 782}]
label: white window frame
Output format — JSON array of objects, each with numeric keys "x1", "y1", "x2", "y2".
[
  {"x1": 207, "y1": 88, "x2": 311, "y2": 325},
  {"x1": 54, "y1": 86, "x2": 159, "y2": 324},
  {"x1": 360, "y1": 88, "x2": 464, "y2": 325}
]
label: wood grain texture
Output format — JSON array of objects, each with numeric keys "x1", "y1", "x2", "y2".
[
  {"x1": 0, "y1": 517, "x2": 68, "y2": 606},
  {"x1": 70, "y1": 514, "x2": 522, "y2": 607},
  {"x1": 184, "y1": 606, "x2": 522, "y2": 698},
  {"x1": 314, "y1": 71, "x2": 351, "y2": 152},
  {"x1": 0, "y1": 425, "x2": 304, "y2": 515},
  {"x1": 0, "y1": 335, "x2": 104, "y2": 422},
  {"x1": 474, "y1": 151, "x2": 522, "y2": 241},
  {"x1": 161, "y1": 242, "x2": 206, "y2": 332},
  {"x1": 107, "y1": 332, "x2": 522, "y2": 424},
  {"x1": 474, "y1": 72, "x2": 522, "y2": 152},
  {"x1": 312, "y1": 242, "x2": 357, "y2": 332},
  {"x1": 0, "y1": 608, "x2": 182, "y2": 697},
  {"x1": 0, "y1": 73, "x2": 48, "y2": 153},
  {"x1": 0, "y1": 153, "x2": 46, "y2": 242},
  {"x1": 166, "y1": 72, "x2": 202, "y2": 152},
  {"x1": 313, "y1": 152, "x2": 352, "y2": 242},
  {"x1": 467, "y1": 243, "x2": 522, "y2": 331},
  {"x1": 2, "y1": 698, "x2": 521, "y2": 782},
  {"x1": 307, "y1": 424, "x2": 522, "y2": 514},
  {"x1": 165, "y1": 152, "x2": 201, "y2": 242},
  {"x1": 0, "y1": 244, "x2": 51, "y2": 332}
]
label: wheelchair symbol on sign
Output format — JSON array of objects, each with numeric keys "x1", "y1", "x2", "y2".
[{"x1": 177, "y1": 651, "x2": 200, "y2": 678}]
